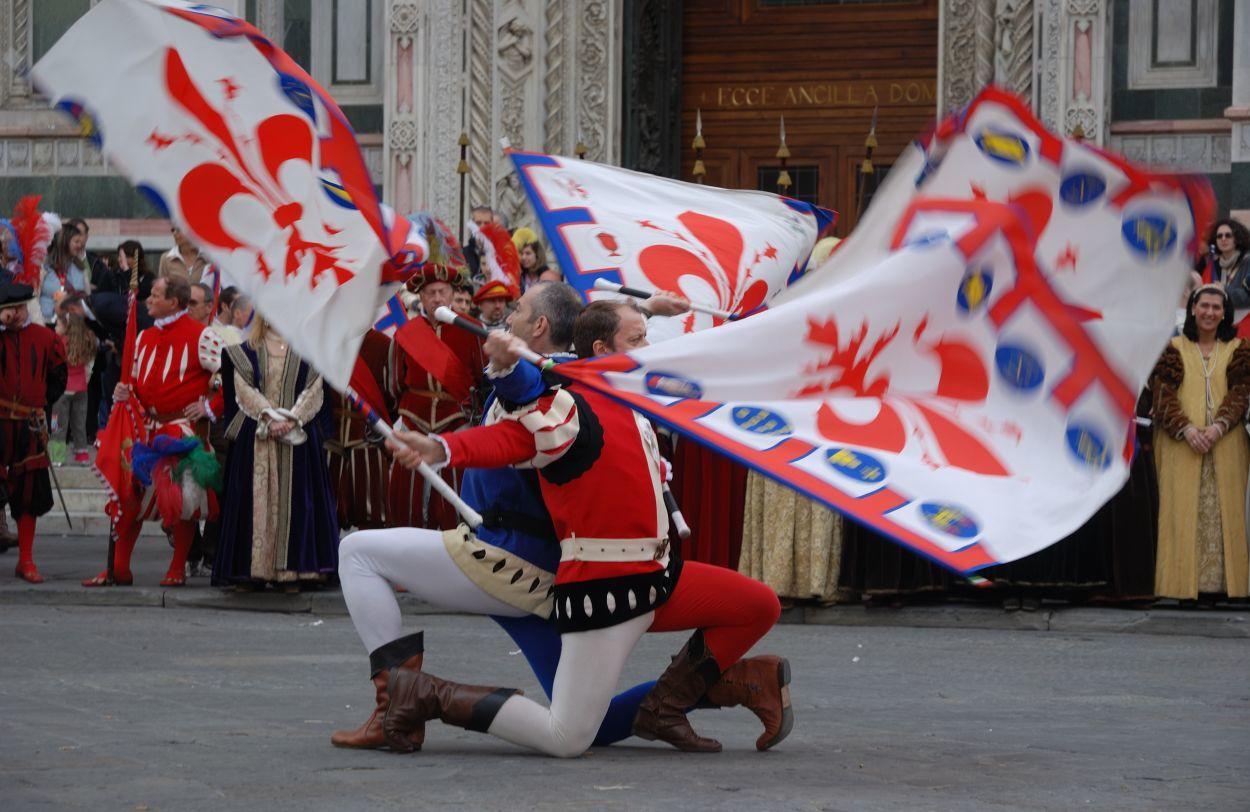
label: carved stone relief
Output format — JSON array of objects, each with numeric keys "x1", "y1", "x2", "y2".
[
  {"x1": 1108, "y1": 132, "x2": 1231, "y2": 173},
  {"x1": 467, "y1": 0, "x2": 494, "y2": 216},
  {"x1": 494, "y1": 9, "x2": 538, "y2": 231},
  {"x1": 0, "y1": 137, "x2": 109, "y2": 175},
  {"x1": 1035, "y1": 0, "x2": 1110, "y2": 143},
  {"x1": 420, "y1": 0, "x2": 465, "y2": 224},
  {"x1": 940, "y1": 0, "x2": 1030, "y2": 112},
  {"x1": 379, "y1": 0, "x2": 624, "y2": 228},
  {"x1": 543, "y1": 0, "x2": 566, "y2": 154},
  {"x1": 576, "y1": 1, "x2": 612, "y2": 163},
  {"x1": 450, "y1": 0, "x2": 622, "y2": 232},
  {"x1": 994, "y1": 0, "x2": 1033, "y2": 101},
  {"x1": 6, "y1": 0, "x2": 33, "y2": 103}
]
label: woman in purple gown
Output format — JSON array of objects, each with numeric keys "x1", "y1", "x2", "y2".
[{"x1": 212, "y1": 316, "x2": 338, "y2": 590}]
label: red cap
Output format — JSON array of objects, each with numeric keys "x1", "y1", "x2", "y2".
[{"x1": 472, "y1": 279, "x2": 517, "y2": 304}]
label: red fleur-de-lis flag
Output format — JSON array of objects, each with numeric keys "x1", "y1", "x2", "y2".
[
  {"x1": 31, "y1": 0, "x2": 421, "y2": 390},
  {"x1": 555, "y1": 91, "x2": 1213, "y2": 574},
  {"x1": 509, "y1": 151, "x2": 836, "y2": 342}
]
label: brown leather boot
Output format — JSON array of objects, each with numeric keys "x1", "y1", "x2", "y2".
[
  {"x1": 702, "y1": 655, "x2": 793, "y2": 751},
  {"x1": 633, "y1": 630, "x2": 723, "y2": 752},
  {"x1": 381, "y1": 669, "x2": 520, "y2": 753},
  {"x1": 331, "y1": 632, "x2": 426, "y2": 750}
]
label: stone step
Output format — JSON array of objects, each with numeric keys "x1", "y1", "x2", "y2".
[
  {"x1": 37, "y1": 513, "x2": 163, "y2": 538},
  {"x1": 51, "y1": 488, "x2": 111, "y2": 514},
  {"x1": 48, "y1": 465, "x2": 102, "y2": 489},
  {"x1": 41, "y1": 463, "x2": 175, "y2": 537}
]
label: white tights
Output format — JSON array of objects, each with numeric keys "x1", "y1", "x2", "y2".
[
  {"x1": 338, "y1": 528, "x2": 525, "y2": 653},
  {"x1": 341, "y1": 528, "x2": 652, "y2": 759},
  {"x1": 486, "y1": 612, "x2": 653, "y2": 758}
]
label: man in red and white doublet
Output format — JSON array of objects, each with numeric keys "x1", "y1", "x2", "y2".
[
  {"x1": 84, "y1": 277, "x2": 224, "y2": 587},
  {"x1": 378, "y1": 300, "x2": 790, "y2": 759}
]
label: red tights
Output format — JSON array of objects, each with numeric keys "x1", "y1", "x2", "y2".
[
  {"x1": 649, "y1": 560, "x2": 781, "y2": 669},
  {"x1": 112, "y1": 514, "x2": 195, "y2": 580},
  {"x1": 16, "y1": 514, "x2": 36, "y2": 566}
]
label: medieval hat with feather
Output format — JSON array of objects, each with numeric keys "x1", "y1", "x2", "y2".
[
  {"x1": 468, "y1": 220, "x2": 521, "y2": 303},
  {"x1": 0, "y1": 195, "x2": 52, "y2": 292},
  {"x1": 405, "y1": 214, "x2": 469, "y2": 292}
]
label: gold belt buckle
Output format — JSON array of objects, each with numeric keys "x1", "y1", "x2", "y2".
[{"x1": 653, "y1": 538, "x2": 669, "y2": 561}]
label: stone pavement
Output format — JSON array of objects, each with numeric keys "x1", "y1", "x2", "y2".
[
  {"x1": 2, "y1": 605, "x2": 1247, "y2": 811},
  {"x1": 2, "y1": 534, "x2": 1248, "y2": 639}
]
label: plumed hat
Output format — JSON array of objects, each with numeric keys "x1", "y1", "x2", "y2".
[{"x1": 405, "y1": 214, "x2": 468, "y2": 292}]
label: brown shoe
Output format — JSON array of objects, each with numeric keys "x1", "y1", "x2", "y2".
[
  {"x1": 703, "y1": 655, "x2": 793, "y2": 751},
  {"x1": 381, "y1": 669, "x2": 520, "y2": 753},
  {"x1": 633, "y1": 630, "x2": 723, "y2": 752},
  {"x1": 331, "y1": 632, "x2": 426, "y2": 750}
]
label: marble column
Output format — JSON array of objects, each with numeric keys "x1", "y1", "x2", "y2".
[
  {"x1": 382, "y1": 0, "x2": 623, "y2": 231},
  {"x1": 938, "y1": 1, "x2": 1035, "y2": 116},
  {"x1": 382, "y1": 0, "x2": 464, "y2": 223},
  {"x1": 1035, "y1": 0, "x2": 1111, "y2": 144}
]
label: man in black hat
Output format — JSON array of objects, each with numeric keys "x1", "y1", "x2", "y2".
[{"x1": 0, "y1": 282, "x2": 67, "y2": 582}]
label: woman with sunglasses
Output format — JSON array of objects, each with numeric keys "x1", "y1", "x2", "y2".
[{"x1": 1203, "y1": 219, "x2": 1250, "y2": 308}]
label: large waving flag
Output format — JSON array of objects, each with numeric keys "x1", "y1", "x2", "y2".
[
  {"x1": 31, "y1": 0, "x2": 422, "y2": 389},
  {"x1": 778, "y1": 88, "x2": 1214, "y2": 381},
  {"x1": 510, "y1": 151, "x2": 835, "y2": 341},
  {"x1": 555, "y1": 90, "x2": 1212, "y2": 574}
]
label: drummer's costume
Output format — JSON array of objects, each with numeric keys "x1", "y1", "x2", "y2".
[
  {"x1": 0, "y1": 283, "x2": 67, "y2": 583},
  {"x1": 376, "y1": 373, "x2": 791, "y2": 758},
  {"x1": 83, "y1": 309, "x2": 224, "y2": 587}
]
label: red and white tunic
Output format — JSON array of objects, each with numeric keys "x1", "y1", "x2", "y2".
[
  {"x1": 439, "y1": 383, "x2": 679, "y2": 632},
  {"x1": 132, "y1": 311, "x2": 224, "y2": 439},
  {"x1": 126, "y1": 311, "x2": 224, "y2": 521}
]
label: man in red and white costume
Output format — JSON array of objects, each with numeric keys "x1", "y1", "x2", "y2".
[
  {"x1": 379, "y1": 298, "x2": 789, "y2": 758},
  {"x1": 84, "y1": 276, "x2": 224, "y2": 587}
]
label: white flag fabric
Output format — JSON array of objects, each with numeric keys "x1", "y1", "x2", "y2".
[
  {"x1": 778, "y1": 88, "x2": 1214, "y2": 389},
  {"x1": 510, "y1": 151, "x2": 836, "y2": 341},
  {"x1": 31, "y1": 0, "x2": 415, "y2": 389},
  {"x1": 556, "y1": 90, "x2": 1213, "y2": 574}
]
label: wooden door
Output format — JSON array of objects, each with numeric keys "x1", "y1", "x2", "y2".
[{"x1": 680, "y1": 0, "x2": 938, "y2": 234}]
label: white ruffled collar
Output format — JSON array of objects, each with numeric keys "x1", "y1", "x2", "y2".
[{"x1": 155, "y1": 310, "x2": 188, "y2": 329}]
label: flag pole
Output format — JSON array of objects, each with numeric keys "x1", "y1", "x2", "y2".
[
  {"x1": 775, "y1": 116, "x2": 791, "y2": 195},
  {"x1": 457, "y1": 132, "x2": 470, "y2": 245},
  {"x1": 854, "y1": 106, "x2": 878, "y2": 224},
  {"x1": 692, "y1": 109, "x2": 706, "y2": 184},
  {"x1": 592, "y1": 278, "x2": 736, "y2": 321}
]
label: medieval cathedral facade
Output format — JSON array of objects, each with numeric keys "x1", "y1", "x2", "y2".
[{"x1": 0, "y1": 0, "x2": 1245, "y2": 252}]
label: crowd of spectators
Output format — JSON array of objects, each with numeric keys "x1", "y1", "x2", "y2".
[{"x1": 0, "y1": 205, "x2": 1246, "y2": 610}]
